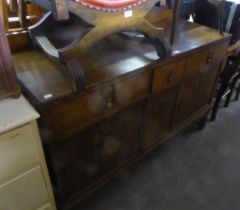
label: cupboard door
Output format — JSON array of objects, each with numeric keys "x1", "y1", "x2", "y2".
[
  {"x1": 174, "y1": 65, "x2": 219, "y2": 126},
  {"x1": 49, "y1": 103, "x2": 143, "y2": 202},
  {"x1": 141, "y1": 88, "x2": 177, "y2": 150},
  {"x1": 193, "y1": 65, "x2": 219, "y2": 112}
]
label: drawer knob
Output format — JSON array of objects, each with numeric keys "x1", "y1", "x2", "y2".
[
  {"x1": 167, "y1": 71, "x2": 174, "y2": 84},
  {"x1": 207, "y1": 57, "x2": 212, "y2": 64},
  {"x1": 106, "y1": 97, "x2": 114, "y2": 109}
]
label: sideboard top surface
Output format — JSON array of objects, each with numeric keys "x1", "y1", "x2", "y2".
[{"x1": 13, "y1": 19, "x2": 231, "y2": 104}]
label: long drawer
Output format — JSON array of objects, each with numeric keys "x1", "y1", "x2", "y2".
[
  {"x1": 46, "y1": 70, "x2": 151, "y2": 139},
  {"x1": 0, "y1": 124, "x2": 39, "y2": 182}
]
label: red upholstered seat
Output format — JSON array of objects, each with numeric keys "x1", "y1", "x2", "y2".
[{"x1": 75, "y1": 0, "x2": 145, "y2": 10}]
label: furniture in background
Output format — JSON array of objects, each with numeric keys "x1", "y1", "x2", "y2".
[
  {"x1": 211, "y1": 55, "x2": 240, "y2": 121},
  {"x1": 211, "y1": 39, "x2": 240, "y2": 121},
  {"x1": 194, "y1": 0, "x2": 240, "y2": 43},
  {"x1": 0, "y1": 0, "x2": 43, "y2": 50},
  {"x1": 0, "y1": 16, "x2": 20, "y2": 100},
  {"x1": 0, "y1": 95, "x2": 56, "y2": 210},
  {"x1": 14, "y1": 14, "x2": 231, "y2": 209}
]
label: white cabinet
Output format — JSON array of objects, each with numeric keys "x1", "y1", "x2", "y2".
[{"x1": 0, "y1": 96, "x2": 56, "y2": 210}]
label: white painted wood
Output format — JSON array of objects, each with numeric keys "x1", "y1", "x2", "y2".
[
  {"x1": 0, "y1": 166, "x2": 49, "y2": 210},
  {"x1": 0, "y1": 124, "x2": 39, "y2": 182},
  {"x1": 0, "y1": 95, "x2": 39, "y2": 134},
  {"x1": 31, "y1": 122, "x2": 57, "y2": 210}
]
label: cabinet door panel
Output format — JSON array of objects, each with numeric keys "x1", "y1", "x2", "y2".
[
  {"x1": 194, "y1": 65, "x2": 219, "y2": 111},
  {"x1": 174, "y1": 66, "x2": 219, "y2": 126},
  {"x1": 141, "y1": 88, "x2": 177, "y2": 150},
  {"x1": 49, "y1": 103, "x2": 143, "y2": 202}
]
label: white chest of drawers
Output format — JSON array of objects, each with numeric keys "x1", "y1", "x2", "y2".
[{"x1": 0, "y1": 96, "x2": 56, "y2": 210}]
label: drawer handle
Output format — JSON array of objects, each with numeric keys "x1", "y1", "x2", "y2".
[
  {"x1": 207, "y1": 52, "x2": 213, "y2": 64},
  {"x1": 167, "y1": 71, "x2": 174, "y2": 84},
  {"x1": 10, "y1": 133, "x2": 20, "y2": 138},
  {"x1": 105, "y1": 97, "x2": 114, "y2": 110}
]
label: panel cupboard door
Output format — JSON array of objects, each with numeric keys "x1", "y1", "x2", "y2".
[
  {"x1": 48, "y1": 102, "x2": 144, "y2": 203},
  {"x1": 141, "y1": 88, "x2": 177, "y2": 150},
  {"x1": 174, "y1": 65, "x2": 220, "y2": 126}
]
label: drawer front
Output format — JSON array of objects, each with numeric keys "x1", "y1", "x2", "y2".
[
  {"x1": 210, "y1": 41, "x2": 229, "y2": 65},
  {"x1": 0, "y1": 166, "x2": 49, "y2": 210},
  {"x1": 0, "y1": 124, "x2": 39, "y2": 182},
  {"x1": 185, "y1": 48, "x2": 210, "y2": 78},
  {"x1": 48, "y1": 70, "x2": 151, "y2": 139},
  {"x1": 153, "y1": 59, "x2": 185, "y2": 93}
]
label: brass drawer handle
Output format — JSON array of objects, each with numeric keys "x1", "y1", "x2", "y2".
[{"x1": 105, "y1": 97, "x2": 114, "y2": 110}]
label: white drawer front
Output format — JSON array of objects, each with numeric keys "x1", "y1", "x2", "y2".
[
  {"x1": 0, "y1": 166, "x2": 49, "y2": 210},
  {"x1": 0, "y1": 124, "x2": 39, "y2": 181},
  {"x1": 38, "y1": 203, "x2": 53, "y2": 210}
]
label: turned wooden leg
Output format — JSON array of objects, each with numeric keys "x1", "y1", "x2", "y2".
[
  {"x1": 224, "y1": 74, "x2": 240, "y2": 107},
  {"x1": 211, "y1": 83, "x2": 227, "y2": 121}
]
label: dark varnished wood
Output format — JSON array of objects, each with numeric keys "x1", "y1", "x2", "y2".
[
  {"x1": 48, "y1": 102, "x2": 143, "y2": 205},
  {"x1": 13, "y1": 18, "x2": 231, "y2": 209}
]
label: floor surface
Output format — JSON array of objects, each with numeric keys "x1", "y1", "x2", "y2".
[{"x1": 74, "y1": 101, "x2": 240, "y2": 210}]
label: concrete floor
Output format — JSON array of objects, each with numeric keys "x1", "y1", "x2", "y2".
[{"x1": 75, "y1": 101, "x2": 240, "y2": 210}]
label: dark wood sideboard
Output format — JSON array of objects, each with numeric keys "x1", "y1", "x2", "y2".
[{"x1": 13, "y1": 18, "x2": 231, "y2": 209}]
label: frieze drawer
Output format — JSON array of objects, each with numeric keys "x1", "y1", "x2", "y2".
[
  {"x1": 152, "y1": 59, "x2": 185, "y2": 93},
  {"x1": 47, "y1": 70, "x2": 151, "y2": 139}
]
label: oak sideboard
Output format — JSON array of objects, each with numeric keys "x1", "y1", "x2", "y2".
[{"x1": 14, "y1": 18, "x2": 231, "y2": 209}]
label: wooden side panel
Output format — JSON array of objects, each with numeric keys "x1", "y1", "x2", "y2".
[{"x1": 0, "y1": 16, "x2": 20, "y2": 100}]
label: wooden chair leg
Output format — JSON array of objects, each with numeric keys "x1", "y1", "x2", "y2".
[
  {"x1": 211, "y1": 84, "x2": 227, "y2": 121},
  {"x1": 225, "y1": 74, "x2": 240, "y2": 107}
]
